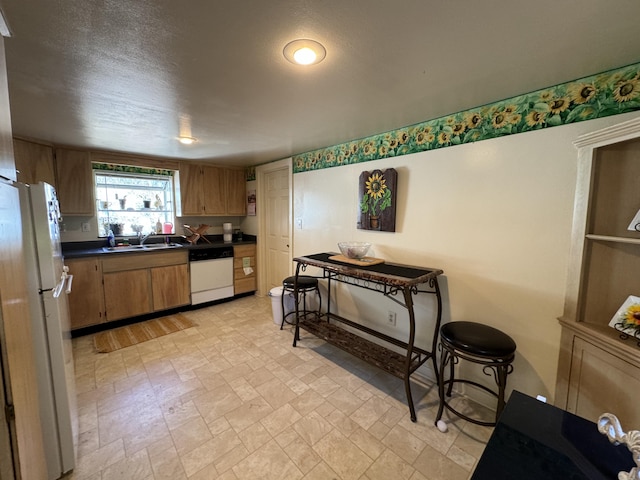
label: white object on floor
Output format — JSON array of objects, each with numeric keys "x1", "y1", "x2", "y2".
[
  {"x1": 536, "y1": 395, "x2": 547, "y2": 403},
  {"x1": 436, "y1": 420, "x2": 448, "y2": 432}
]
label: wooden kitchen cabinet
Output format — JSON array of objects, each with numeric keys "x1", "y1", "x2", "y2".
[
  {"x1": 179, "y1": 162, "x2": 224, "y2": 215},
  {"x1": 103, "y1": 269, "x2": 151, "y2": 321},
  {"x1": 151, "y1": 263, "x2": 190, "y2": 311},
  {"x1": 556, "y1": 117, "x2": 640, "y2": 427},
  {"x1": 233, "y1": 244, "x2": 256, "y2": 294},
  {"x1": 178, "y1": 161, "x2": 245, "y2": 216},
  {"x1": 225, "y1": 167, "x2": 246, "y2": 215},
  {"x1": 202, "y1": 165, "x2": 225, "y2": 214},
  {"x1": 101, "y1": 249, "x2": 189, "y2": 322},
  {"x1": 54, "y1": 148, "x2": 95, "y2": 215},
  {"x1": 66, "y1": 257, "x2": 106, "y2": 329},
  {"x1": 13, "y1": 138, "x2": 56, "y2": 186}
]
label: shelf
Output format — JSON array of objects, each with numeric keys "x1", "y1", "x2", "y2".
[
  {"x1": 586, "y1": 234, "x2": 640, "y2": 245},
  {"x1": 559, "y1": 318, "x2": 640, "y2": 365},
  {"x1": 298, "y1": 318, "x2": 428, "y2": 378},
  {"x1": 98, "y1": 208, "x2": 171, "y2": 214}
]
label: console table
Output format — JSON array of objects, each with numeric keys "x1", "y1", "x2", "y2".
[{"x1": 291, "y1": 253, "x2": 444, "y2": 422}]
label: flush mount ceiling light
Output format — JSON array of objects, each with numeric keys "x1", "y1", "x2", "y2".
[
  {"x1": 283, "y1": 39, "x2": 326, "y2": 66},
  {"x1": 178, "y1": 136, "x2": 196, "y2": 145}
]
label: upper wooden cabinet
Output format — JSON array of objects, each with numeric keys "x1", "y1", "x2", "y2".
[
  {"x1": 54, "y1": 148, "x2": 95, "y2": 215},
  {"x1": 225, "y1": 167, "x2": 246, "y2": 215},
  {"x1": 202, "y1": 165, "x2": 225, "y2": 215},
  {"x1": 178, "y1": 162, "x2": 245, "y2": 216},
  {"x1": 13, "y1": 139, "x2": 56, "y2": 186},
  {"x1": 556, "y1": 117, "x2": 640, "y2": 427}
]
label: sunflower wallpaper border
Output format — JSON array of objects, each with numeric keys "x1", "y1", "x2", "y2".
[
  {"x1": 292, "y1": 62, "x2": 640, "y2": 174},
  {"x1": 358, "y1": 168, "x2": 397, "y2": 232}
]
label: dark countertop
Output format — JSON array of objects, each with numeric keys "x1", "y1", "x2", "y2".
[
  {"x1": 471, "y1": 390, "x2": 634, "y2": 480},
  {"x1": 62, "y1": 234, "x2": 256, "y2": 259}
]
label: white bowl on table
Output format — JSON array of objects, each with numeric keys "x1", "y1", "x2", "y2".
[{"x1": 338, "y1": 242, "x2": 372, "y2": 259}]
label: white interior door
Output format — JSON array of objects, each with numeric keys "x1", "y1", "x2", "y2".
[
  {"x1": 265, "y1": 167, "x2": 291, "y2": 290},
  {"x1": 257, "y1": 159, "x2": 292, "y2": 294}
]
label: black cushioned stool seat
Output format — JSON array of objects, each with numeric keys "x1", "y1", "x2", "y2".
[
  {"x1": 280, "y1": 275, "x2": 321, "y2": 329},
  {"x1": 435, "y1": 321, "x2": 516, "y2": 427}
]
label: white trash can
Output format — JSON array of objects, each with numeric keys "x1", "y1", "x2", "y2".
[{"x1": 268, "y1": 286, "x2": 295, "y2": 326}]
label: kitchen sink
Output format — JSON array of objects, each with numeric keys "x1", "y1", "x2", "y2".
[{"x1": 102, "y1": 243, "x2": 183, "y2": 253}]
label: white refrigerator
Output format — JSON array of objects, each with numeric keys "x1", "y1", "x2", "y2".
[{"x1": 17, "y1": 182, "x2": 77, "y2": 479}]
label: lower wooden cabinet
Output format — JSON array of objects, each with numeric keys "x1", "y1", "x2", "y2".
[
  {"x1": 151, "y1": 264, "x2": 190, "y2": 311},
  {"x1": 68, "y1": 250, "x2": 190, "y2": 328},
  {"x1": 233, "y1": 244, "x2": 256, "y2": 294},
  {"x1": 66, "y1": 257, "x2": 106, "y2": 329},
  {"x1": 103, "y1": 268, "x2": 152, "y2": 321},
  {"x1": 562, "y1": 332, "x2": 640, "y2": 428}
]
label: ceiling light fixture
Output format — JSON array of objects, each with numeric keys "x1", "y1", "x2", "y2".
[
  {"x1": 283, "y1": 39, "x2": 326, "y2": 66},
  {"x1": 178, "y1": 136, "x2": 196, "y2": 145}
]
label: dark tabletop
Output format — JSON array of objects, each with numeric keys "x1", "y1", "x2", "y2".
[
  {"x1": 294, "y1": 252, "x2": 443, "y2": 287},
  {"x1": 471, "y1": 390, "x2": 634, "y2": 480}
]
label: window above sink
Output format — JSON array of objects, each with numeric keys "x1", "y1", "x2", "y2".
[{"x1": 94, "y1": 163, "x2": 176, "y2": 237}]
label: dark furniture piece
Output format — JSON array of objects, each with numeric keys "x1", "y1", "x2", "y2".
[
  {"x1": 436, "y1": 321, "x2": 516, "y2": 427},
  {"x1": 471, "y1": 390, "x2": 634, "y2": 480},
  {"x1": 291, "y1": 252, "x2": 444, "y2": 422},
  {"x1": 280, "y1": 275, "x2": 321, "y2": 328}
]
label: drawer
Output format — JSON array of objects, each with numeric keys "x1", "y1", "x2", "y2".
[
  {"x1": 102, "y1": 250, "x2": 188, "y2": 273},
  {"x1": 234, "y1": 244, "x2": 256, "y2": 257},
  {"x1": 235, "y1": 276, "x2": 256, "y2": 294}
]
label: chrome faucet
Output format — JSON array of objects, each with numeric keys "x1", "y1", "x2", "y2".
[{"x1": 140, "y1": 231, "x2": 153, "y2": 246}]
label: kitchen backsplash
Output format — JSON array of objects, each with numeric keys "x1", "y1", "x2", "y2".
[{"x1": 61, "y1": 215, "x2": 248, "y2": 242}]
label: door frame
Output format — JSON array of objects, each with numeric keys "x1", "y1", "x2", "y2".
[{"x1": 256, "y1": 158, "x2": 292, "y2": 297}]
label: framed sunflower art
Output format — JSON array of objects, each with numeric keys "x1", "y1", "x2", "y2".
[
  {"x1": 609, "y1": 295, "x2": 640, "y2": 343},
  {"x1": 358, "y1": 168, "x2": 397, "y2": 232}
]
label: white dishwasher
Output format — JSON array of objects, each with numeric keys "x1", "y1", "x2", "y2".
[{"x1": 189, "y1": 245, "x2": 235, "y2": 305}]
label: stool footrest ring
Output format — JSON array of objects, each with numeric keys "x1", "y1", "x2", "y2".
[{"x1": 439, "y1": 379, "x2": 499, "y2": 427}]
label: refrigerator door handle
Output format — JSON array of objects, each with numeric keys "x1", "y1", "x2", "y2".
[
  {"x1": 65, "y1": 274, "x2": 73, "y2": 294},
  {"x1": 52, "y1": 265, "x2": 71, "y2": 298},
  {"x1": 52, "y1": 276, "x2": 65, "y2": 298}
]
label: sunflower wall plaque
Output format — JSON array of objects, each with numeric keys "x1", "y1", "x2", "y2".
[
  {"x1": 609, "y1": 295, "x2": 640, "y2": 344},
  {"x1": 358, "y1": 168, "x2": 397, "y2": 232}
]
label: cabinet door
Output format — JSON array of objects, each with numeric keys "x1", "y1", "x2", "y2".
[
  {"x1": 151, "y1": 263, "x2": 190, "y2": 311},
  {"x1": 54, "y1": 148, "x2": 94, "y2": 215},
  {"x1": 179, "y1": 162, "x2": 204, "y2": 215},
  {"x1": 225, "y1": 168, "x2": 246, "y2": 215},
  {"x1": 66, "y1": 257, "x2": 106, "y2": 329},
  {"x1": 103, "y1": 269, "x2": 152, "y2": 321},
  {"x1": 567, "y1": 336, "x2": 640, "y2": 427},
  {"x1": 233, "y1": 244, "x2": 256, "y2": 294},
  {"x1": 13, "y1": 139, "x2": 56, "y2": 186},
  {"x1": 202, "y1": 165, "x2": 225, "y2": 215}
]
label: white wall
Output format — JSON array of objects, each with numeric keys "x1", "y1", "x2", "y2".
[{"x1": 291, "y1": 111, "x2": 640, "y2": 406}]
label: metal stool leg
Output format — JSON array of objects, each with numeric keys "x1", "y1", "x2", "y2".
[
  {"x1": 435, "y1": 345, "x2": 451, "y2": 425},
  {"x1": 495, "y1": 363, "x2": 509, "y2": 421},
  {"x1": 280, "y1": 288, "x2": 286, "y2": 330}
]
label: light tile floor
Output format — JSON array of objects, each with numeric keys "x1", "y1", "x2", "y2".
[{"x1": 68, "y1": 295, "x2": 493, "y2": 480}]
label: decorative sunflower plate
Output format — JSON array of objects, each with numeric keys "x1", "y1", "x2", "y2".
[{"x1": 609, "y1": 295, "x2": 640, "y2": 337}]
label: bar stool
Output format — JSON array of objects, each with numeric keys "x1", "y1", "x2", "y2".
[
  {"x1": 435, "y1": 321, "x2": 516, "y2": 427},
  {"x1": 280, "y1": 275, "x2": 321, "y2": 329}
]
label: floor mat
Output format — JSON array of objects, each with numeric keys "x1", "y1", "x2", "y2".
[{"x1": 93, "y1": 313, "x2": 196, "y2": 353}]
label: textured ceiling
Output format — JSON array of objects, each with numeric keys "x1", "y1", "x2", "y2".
[{"x1": 2, "y1": 0, "x2": 640, "y2": 166}]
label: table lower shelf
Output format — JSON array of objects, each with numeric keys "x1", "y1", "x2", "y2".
[{"x1": 298, "y1": 318, "x2": 429, "y2": 379}]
